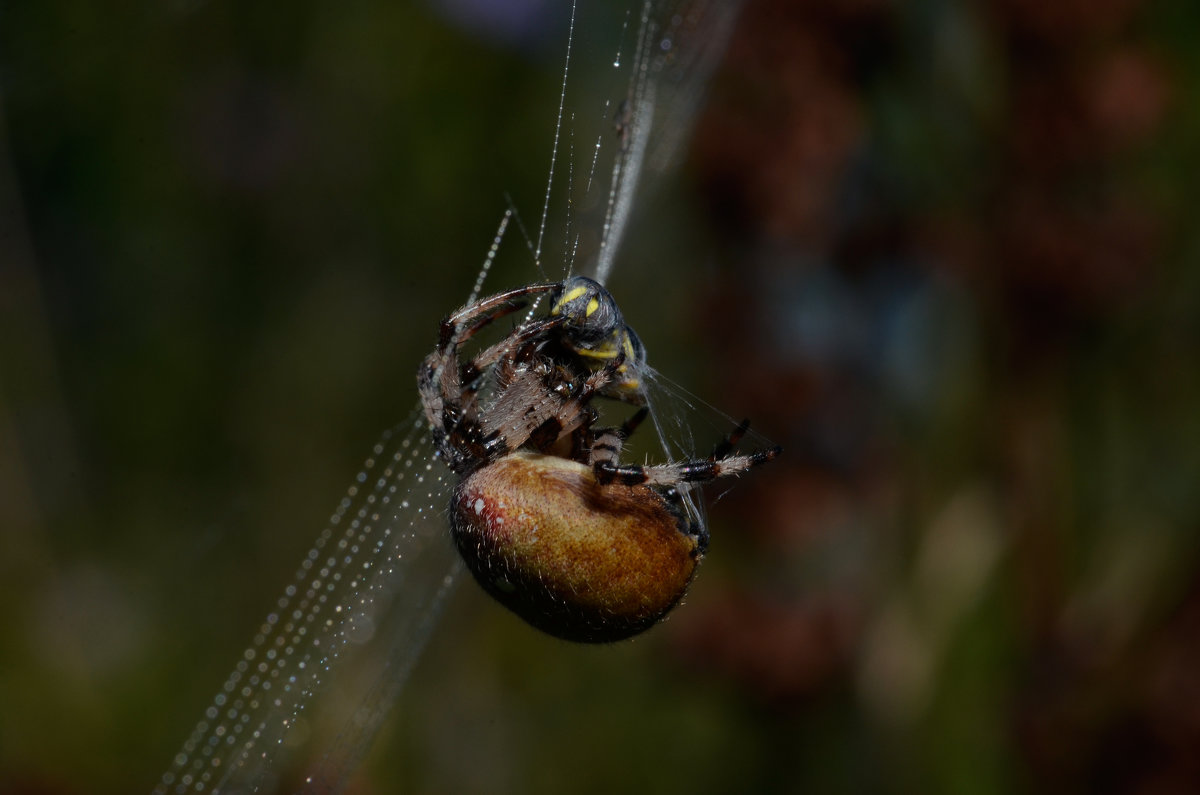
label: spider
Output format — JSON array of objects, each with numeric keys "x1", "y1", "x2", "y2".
[{"x1": 418, "y1": 276, "x2": 779, "y2": 643}]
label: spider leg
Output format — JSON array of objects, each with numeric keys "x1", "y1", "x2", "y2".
[
  {"x1": 471, "y1": 345, "x2": 627, "y2": 461},
  {"x1": 419, "y1": 286, "x2": 562, "y2": 455},
  {"x1": 587, "y1": 407, "x2": 649, "y2": 470},
  {"x1": 440, "y1": 283, "x2": 558, "y2": 349},
  {"x1": 461, "y1": 317, "x2": 565, "y2": 386},
  {"x1": 621, "y1": 406, "x2": 650, "y2": 438},
  {"x1": 446, "y1": 316, "x2": 570, "y2": 459},
  {"x1": 421, "y1": 283, "x2": 559, "y2": 424},
  {"x1": 594, "y1": 421, "x2": 781, "y2": 487},
  {"x1": 499, "y1": 349, "x2": 627, "y2": 454},
  {"x1": 708, "y1": 418, "x2": 751, "y2": 460}
]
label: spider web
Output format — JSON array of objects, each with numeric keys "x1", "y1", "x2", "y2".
[{"x1": 153, "y1": 2, "x2": 740, "y2": 792}]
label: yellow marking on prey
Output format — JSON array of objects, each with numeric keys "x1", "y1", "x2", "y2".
[
  {"x1": 576, "y1": 345, "x2": 619, "y2": 361},
  {"x1": 586, "y1": 298, "x2": 600, "y2": 316},
  {"x1": 555, "y1": 285, "x2": 590, "y2": 310}
]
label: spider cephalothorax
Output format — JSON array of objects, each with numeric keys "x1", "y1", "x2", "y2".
[{"x1": 418, "y1": 276, "x2": 778, "y2": 642}]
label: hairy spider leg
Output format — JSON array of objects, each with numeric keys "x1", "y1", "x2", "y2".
[
  {"x1": 709, "y1": 417, "x2": 752, "y2": 460},
  {"x1": 426, "y1": 286, "x2": 633, "y2": 476},
  {"x1": 458, "y1": 317, "x2": 566, "y2": 414},
  {"x1": 594, "y1": 420, "x2": 781, "y2": 488},
  {"x1": 587, "y1": 406, "x2": 650, "y2": 470},
  {"x1": 426, "y1": 317, "x2": 570, "y2": 472},
  {"x1": 420, "y1": 284, "x2": 560, "y2": 437},
  {"x1": 485, "y1": 347, "x2": 629, "y2": 457},
  {"x1": 439, "y1": 283, "x2": 559, "y2": 348}
]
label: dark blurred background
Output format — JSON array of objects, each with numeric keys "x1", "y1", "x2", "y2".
[{"x1": 3, "y1": 0, "x2": 1198, "y2": 792}]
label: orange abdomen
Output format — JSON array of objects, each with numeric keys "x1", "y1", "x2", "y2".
[{"x1": 451, "y1": 451, "x2": 702, "y2": 642}]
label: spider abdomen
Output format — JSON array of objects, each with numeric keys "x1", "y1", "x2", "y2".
[{"x1": 450, "y1": 450, "x2": 702, "y2": 643}]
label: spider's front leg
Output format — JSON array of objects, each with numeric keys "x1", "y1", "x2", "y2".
[
  {"x1": 439, "y1": 283, "x2": 558, "y2": 349},
  {"x1": 420, "y1": 283, "x2": 559, "y2": 428},
  {"x1": 420, "y1": 285, "x2": 567, "y2": 468},
  {"x1": 456, "y1": 316, "x2": 566, "y2": 424}
]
